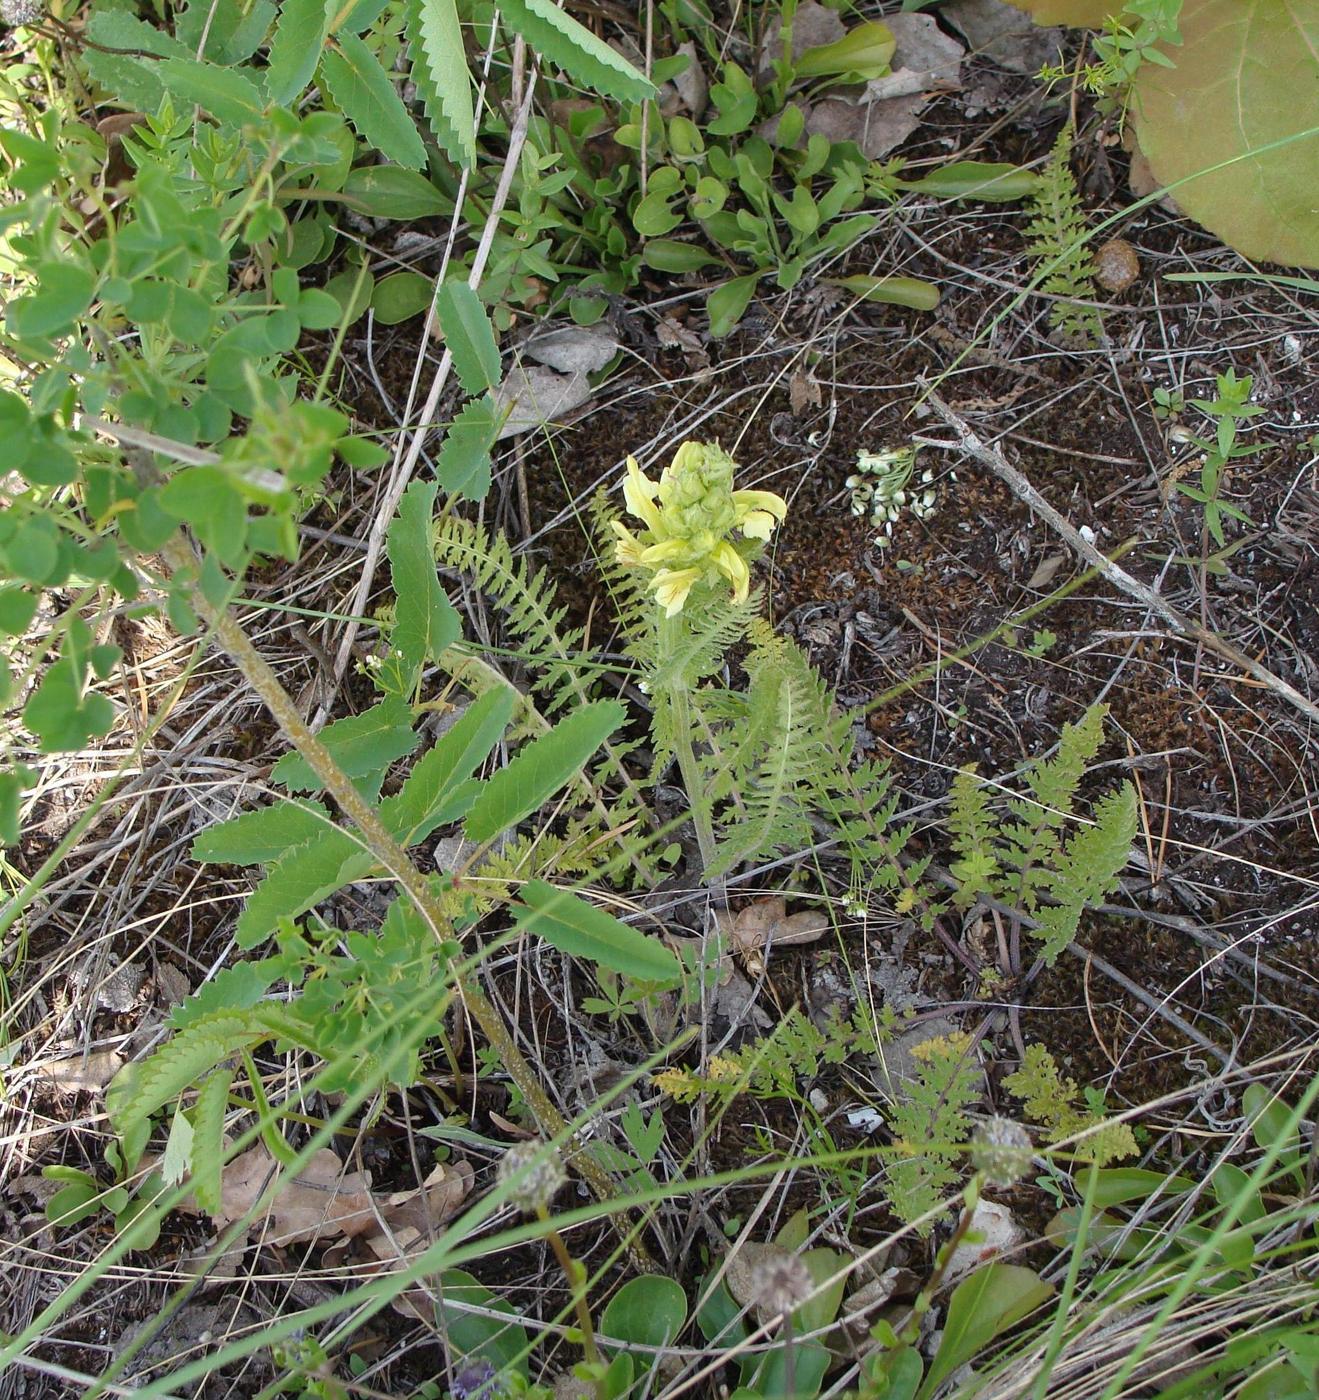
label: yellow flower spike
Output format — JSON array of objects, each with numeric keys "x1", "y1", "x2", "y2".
[{"x1": 613, "y1": 440, "x2": 787, "y2": 612}]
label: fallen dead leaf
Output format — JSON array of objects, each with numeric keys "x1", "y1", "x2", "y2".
[
  {"x1": 865, "y1": 12, "x2": 964, "y2": 100},
  {"x1": 806, "y1": 94, "x2": 928, "y2": 162},
  {"x1": 655, "y1": 314, "x2": 709, "y2": 367},
  {"x1": 39, "y1": 1048, "x2": 123, "y2": 1094},
  {"x1": 494, "y1": 365, "x2": 593, "y2": 440},
  {"x1": 726, "y1": 898, "x2": 829, "y2": 974},
  {"x1": 522, "y1": 323, "x2": 620, "y2": 375},
  {"x1": 942, "y1": 0, "x2": 1065, "y2": 74},
  {"x1": 760, "y1": 0, "x2": 846, "y2": 76},
  {"x1": 1025, "y1": 552, "x2": 1067, "y2": 590},
  {"x1": 210, "y1": 1146, "x2": 377, "y2": 1244},
  {"x1": 673, "y1": 40, "x2": 709, "y2": 120},
  {"x1": 790, "y1": 367, "x2": 823, "y2": 416}
]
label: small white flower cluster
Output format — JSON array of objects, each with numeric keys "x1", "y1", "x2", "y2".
[{"x1": 845, "y1": 447, "x2": 950, "y2": 547}]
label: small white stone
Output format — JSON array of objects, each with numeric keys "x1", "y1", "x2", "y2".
[
  {"x1": 1079, "y1": 524, "x2": 1097, "y2": 545},
  {"x1": 809, "y1": 1088, "x2": 830, "y2": 1113},
  {"x1": 846, "y1": 1106, "x2": 884, "y2": 1134}
]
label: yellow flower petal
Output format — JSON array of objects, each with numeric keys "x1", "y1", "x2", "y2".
[
  {"x1": 611, "y1": 520, "x2": 645, "y2": 565},
  {"x1": 623, "y1": 456, "x2": 664, "y2": 534},
  {"x1": 739, "y1": 510, "x2": 778, "y2": 541},
  {"x1": 713, "y1": 542, "x2": 750, "y2": 603},
  {"x1": 639, "y1": 538, "x2": 691, "y2": 566},
  {"x1": 733, "y1": 488, "x2": 788, "y2": 522},
  {"x1": 652, "y1": 567, "x2": 701, "y2": 616}
]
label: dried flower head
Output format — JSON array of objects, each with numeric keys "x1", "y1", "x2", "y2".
[
  {"x1": 970, "y1": 1117, "x2": 1033, "y2": 1186},
  {"x1": 748, "y1": 1249, "x2": 813, "y2": 1322},
  {"x1": 612, "y1": 441, "x2": 787, "y2": 616},
  {"x1": 497, "y1": 1140, "x2": 566, "y2": 1215},
  {"x1": 451, "y1": 1360, "x2": 503, "y2": 1400},
  {"x1": 1, "y1": 0, "x2": 42, "y2": 24}
]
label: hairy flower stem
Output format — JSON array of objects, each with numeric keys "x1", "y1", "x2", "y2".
[
  {"x1": 656, "y1": 614, "x2": 719, "y2": 883},
  {"x1": 163, "y1": 538, "x2": 651, "y2": 1271}
]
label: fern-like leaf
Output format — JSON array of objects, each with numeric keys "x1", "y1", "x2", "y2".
[
  {"x1": 1032, "y1": 782, "x2": 1136, "y2": 964},
  {"x1": 189, "y1": 1068, "x2": 234, "y2": 1217},
  {"x1": 1024, "y1": 126, "x2": 1103, "y2": 345},
  {"x1": 498, "y1": 0, "x2": 655, "y2": 104},
  {"x1": 948, "y1": 766, "x2": 1000, "y2": 909}
]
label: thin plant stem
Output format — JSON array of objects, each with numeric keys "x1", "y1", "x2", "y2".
[{"x1": 161, "y1": 537, "x2": 652, "y2": 1270}]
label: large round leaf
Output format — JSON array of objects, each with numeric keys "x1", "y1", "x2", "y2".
[
  {"x1": 998, "y1": 0, "x2": 1117, "y2": 26},
  {"x1": 1132, "y1": 0, "x2": 1319, "y2": 267}
]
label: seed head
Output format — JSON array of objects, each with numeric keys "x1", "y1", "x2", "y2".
[
  {"x1": 497, "y1": 1140, "x2": 566, "y2": 1215},
  {"x1": 1, "y1": 0, "x2": 42, "y2": 24},
  {"x1": 970, "y1": 1117, "x2": 1033, "y2": 1186},
  {"x1": 748, "y1": 1250, "x2": 813, "y2": 1322},
  {"x1": 451, "y1": 1360, "x2": 502, "y2": 1400}
]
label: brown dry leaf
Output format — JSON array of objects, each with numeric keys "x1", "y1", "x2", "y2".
[
  {"x1": 39, "y1": 1048, "x2": 123, "y2": 1093},
  {"x1": 213, "y1": 1146, "x2": 377, "y2": 1244},
  {"x1": 655, "y1": 314, "x2": 709, "y2": 367},
  {"x1": 1025, "y1": 553, "x2": 1067, "y2": 590},
  {"x1": 789, "y1": 368, "x2": 823, "y2": 416},
  {"x1": 729, "y1": 898, "x2": 828, "y2": 974},
  {"x1": 673, "y1": 40, "x2": 709, "y2": 120},
  {"x1": 806, "y1": 94, "x2": 927, "y2": 161}
]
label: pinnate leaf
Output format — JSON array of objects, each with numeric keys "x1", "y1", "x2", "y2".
[
  {"x1": 386, "y1": 479, "x2": 461, "y2": 675},
  {"x1": 437, "y1": 395, "x2": 499, "y2": 501},
  {"x1": 190, "y1": 1070, "x2": 234, "y2": 1217},
  {"x1": 267, "y1": 0, "x2": 333, "y2": 104},
  {"x1": 192, "y1": 798, "x2": 334, "y2": 866},
  {"x1": 515, "y1": 881, "x2": 682, "y2": 983},
  {"x1": 155, "y1": 57, "x2": 268, "y2": 125},
  {"x1": 271, "y1": 696, "x2": 419, "y2": 795}
]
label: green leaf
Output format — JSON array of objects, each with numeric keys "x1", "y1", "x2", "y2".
[
  {"x1": 0, "y1": 585, "x2": 37, "y2": 636},
  {"x1": 371, "y1": 271, "x2": 435, "y2": 323},
  {"x1": 437, "y1": 395, "x2": 499, "y2": 502},
  {"x1": 271, "y1": 696, "x2": 420, "y2": 794},
  {"x1": 499, "y1": 0, "x2": 655, "y2": 104},
  {"x1": 435, "y1": 1269, "x2": 531, "y2": 1378},
  {"x1": 189, "y1": 1069, "x2": 234, "y2": 1217},
  {"x1": 600, "y1": 1276, "x2": 688, "y2": 1352},
  {"x1": 321, "y1": 33, "x2": 427, "y2": 169},
  {"x1": 435, "y1": 281, "x2": 501, "y2": 393},
  {"x1": 342, "y1": 164, "x2": 450, "y2": 219},
  {"x1": 9, "y1": 262, "x2": 96, "y2": 340},
  {"x1": 919, "y1": 1265, "x2": 1053, "y2": 1398},
  {"x1": 706, "y1": 273, "x2": 759, "y2": 337},
  {"x1": 824, "y1": 275, "x2": 941, "y2": 310},
  {"x1": 407, "y1": 0, "x2": 477, "y2": 167},
  {"x1": 235, "y1": 829, "x2": 363, "y2": 947},
  {"x1": 161, "y1": 1101, "x2": 195, "y2": 1185},
  {"x1": 465, "y1": 699, "x2": 624, "y2": 843},
  {"x1": 0, "y1": 767, "x2": 32, "y2": 846},
  {"x1": 793, "y1": 20, "x2": 895, "y2": 81},
  {"x1": 897, "y1": 161, "x2": 1038, "y2": 203},
  {"x1": 386, "y1": 479, "x2": 461, "y2": 674},
  {"x1": 514, "y1": 881, "x2": 682, "y2": 983},
  {"x1": 176, "y1": 0, "x2": 276, "y2": 64},
  {"x1": 381, "y1": 686, "x2": 514, "y2": 847},
  {"x1": 24, "y1": 656, "x2": 116, "y2": 752},
  {"x1": 266, "y1": 0, "x2": 332, "y2": 104},
  {"x1": 155, "y1": 57, "x2": 269, "y2": 126},
  {"x1": 641, "y1": 239, "x2": 721, "y2": 273},
  {"x1": 1132, "y1": 0, "x2": 1319, "y2": 268},
  {"x1": 192, "y1": 799, "x2": 335, "y2": 866}
]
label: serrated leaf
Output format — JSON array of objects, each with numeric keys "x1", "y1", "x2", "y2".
[
  {"x1": 321, "y1": 32, "x2": 427, "y2": 168},
  {"x1": 435, "y1": 281, "x2": 501, "y2": 393},
  {"x1": 155, "y1": 57, "x2": 268, "y2": 125},
  {"x1": 386, "y1": 480, "x2": 461, "y2": 676},
  {"x1": 170, "y1": 960, "x2": 290, "y2": 1030},
  {"x1": 499, "y1": 0, "x2": 655, "y2": 104},
  {"x1": 437, "y1": 394, "x2": 499, "y2": 501},
  {"x1": 271, "y1": 696, "x2": 419, "y2": 794},
  {"x1": 382, "y1": 686, "x2": 514, "y2": 845},
  {"x1": 268, "y1": 0, "x2": 333, "y2": 104},
  {"x1": 175, "y1": 0, "x2": 276, "y2": 64},
  {"x1": 515, "y1": 880, "x2": 682, "y2": 983},
  {"x1": 465, "y1": 699, "x2": 624, "y2": 843},
  {"x1": 190, "y1": 1069, "x2": 234, "y2": 1217},
  {"x1": 407, "y1": 0, "x2": 476, "y2": 167},
  {"x1": 1132, "y1": 0, "x2": 1319, "y2": 268},
  {"x1": 192, "y1": 798, "x2": 334, "y2": 866}
]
